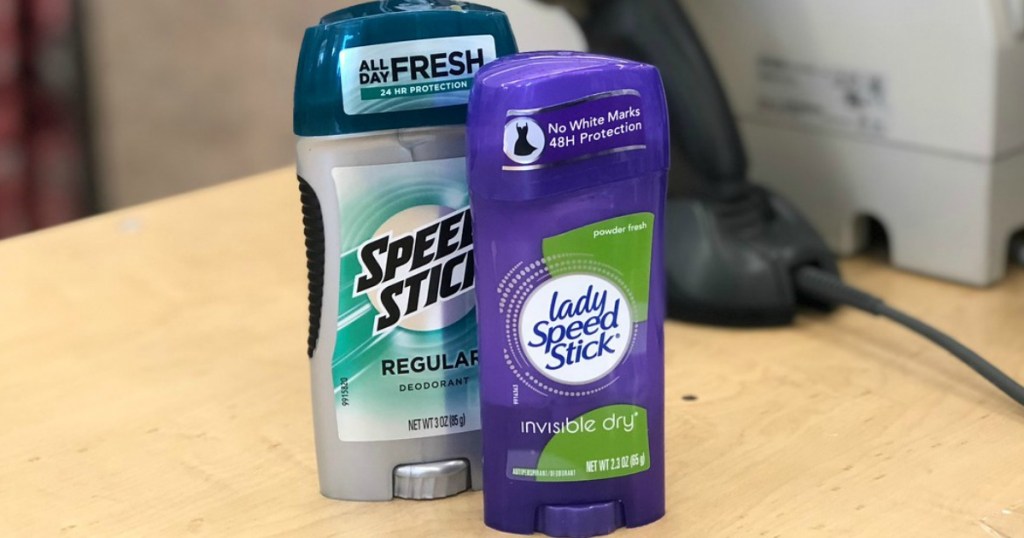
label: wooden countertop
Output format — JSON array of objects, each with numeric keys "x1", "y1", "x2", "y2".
[{"x1": 1, "y1": 168, "x2": 1022, "y2": 537}]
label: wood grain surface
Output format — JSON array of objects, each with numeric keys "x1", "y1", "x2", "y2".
[{"x1": 1, "y1": 168, "x2": 1022, "y2": 537}]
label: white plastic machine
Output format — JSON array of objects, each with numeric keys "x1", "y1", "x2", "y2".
[{"x1": 680, "y1": 0, "x2": 1024, "y2": 286}]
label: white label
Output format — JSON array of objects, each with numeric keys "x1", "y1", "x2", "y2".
[
  {"x1": 330, "y1": 158, "x2": 480, "y2": 443},
  {"x1": 519, "y1": 275, "x2": 633, "y2": 386},
  {"x1": 340, "y1": 35, "x2": 497, "y2": 115},
  {"x1": 757, "y1": 56, "x2": 889, "y2": 136}
]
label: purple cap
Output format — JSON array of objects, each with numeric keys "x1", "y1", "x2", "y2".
[{"x1": 467, "y1": 52, "x2": 670, "y2": 203}]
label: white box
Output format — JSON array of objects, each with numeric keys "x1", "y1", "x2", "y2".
[{"x1": 681, "y1": 0, "x2": 1024, "y2": 285}]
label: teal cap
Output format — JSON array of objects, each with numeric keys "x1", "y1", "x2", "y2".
[{"x1": 294, "y1": 1, "x2": 518, "y2": 137}]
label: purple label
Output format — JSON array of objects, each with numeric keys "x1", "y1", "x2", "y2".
[{"x1": 501, "y1": 90, "x2": 646, "y2": 171}]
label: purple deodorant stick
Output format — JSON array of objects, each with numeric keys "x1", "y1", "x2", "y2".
[{"x1": 467, "y1": 52, "x2": 669, "y2": 537}]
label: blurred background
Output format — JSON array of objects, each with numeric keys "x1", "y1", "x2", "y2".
[
  {"x1": 1, "y1": 0, "x2": 89, "y2": 237},
  {"x1": 0, "y1": 0, "x2": 1021, "y2": 288},
  {"x1": 1, "y1": 0, "x2": 584, "y2": 239}
]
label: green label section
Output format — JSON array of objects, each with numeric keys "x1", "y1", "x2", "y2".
[
  {"x1": 513, "y1": 405, "x2": 650, "y2": 483},
  {"x1": 542, "y1": 213, "x2": 655, "y2": 322},
  {"x1": 360, "y1": 78, "x2": 475, "y2": 101}
]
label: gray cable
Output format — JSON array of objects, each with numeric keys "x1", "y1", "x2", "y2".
[{"x1": 794, "y1": 266, "x2": 1024, "y2": 408}]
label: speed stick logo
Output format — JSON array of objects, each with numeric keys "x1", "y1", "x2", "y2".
[{"x1": 354, "y1": 207, "x2": 476, "y2": 334}]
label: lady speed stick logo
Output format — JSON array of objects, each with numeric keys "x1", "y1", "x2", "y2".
[{"x1": 519, "y1": 274, "x2": 633, "y2": 385}]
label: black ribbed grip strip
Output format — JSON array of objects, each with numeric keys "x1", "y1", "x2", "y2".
[{"x1": 298, "y1": 177, "x2": 326, "y2": 359}]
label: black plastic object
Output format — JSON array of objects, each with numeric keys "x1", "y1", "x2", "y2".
[
  {"x1": 298, "y1": 177, "x2": 325, "y2": 357},
  {"x1": 580, "y1": 0, "x2": 746, "y2": 186},
  {"x1": 666, "y1": 186, "x2": 839, "y2": 326},
  {"x1": 569, "y1": 0, "x2": 841, "y2": 326}
]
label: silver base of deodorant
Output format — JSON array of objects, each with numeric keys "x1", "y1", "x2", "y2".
[{"x1": 394, "y1": 460, "x2": 471, "y2": 500}]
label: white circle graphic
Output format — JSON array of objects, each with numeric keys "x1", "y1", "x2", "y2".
[
  {"x1": 518, "y1": 274, "x2": 632, "y2": 385},
  {"x1": 503, "y1": 117, "x2": 546, "y2": 165}
]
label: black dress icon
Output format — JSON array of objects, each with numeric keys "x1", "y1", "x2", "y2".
[{"x1": 514, "y1": 123, "x2": 538, "y2": 157}]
